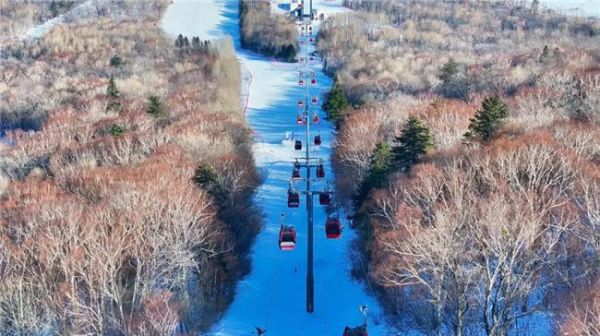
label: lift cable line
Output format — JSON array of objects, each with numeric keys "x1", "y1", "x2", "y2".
[{"x1": 280, "y1": 6, "x2": 367, "y2": 334}]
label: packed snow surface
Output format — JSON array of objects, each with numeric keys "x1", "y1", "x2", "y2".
[
  {"x1": 163, "y1": 0, "x2": 388, "y2": 335},
  {"x1": 540, "y1": 0, "x2": 600, "y2": 17}
]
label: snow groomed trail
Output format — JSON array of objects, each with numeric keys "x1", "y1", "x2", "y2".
[{"x1": 163, "y1": 1, "x2": 388, "y2": 335}]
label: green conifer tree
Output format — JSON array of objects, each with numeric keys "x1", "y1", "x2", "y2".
[
  {"x1": 323, "y1": 77, "x2": 349, "y2": 121},
  {"x1": 393, "y1": 116, "x2": 434, "y2": 171},
  {"x1": 354, "y1": 142, "x2": 393, "y2": 207},
  {"x1": 110, "y1": 54, "x2": 124, "y2": 67},
  {"x1": 106, "y1": 76, "x2": 121, "y2": 112},
  {"x1": 49, "y1": 1, "x2": 59, "y2": 18},
  {"x1": 464, "y1": 96, "x2": 508, "y2": 143},
  {"x1": 193, "y1": 164, "x2": 228, "y2": 205},
  {"x1": 146, "y1": 95, "x2": 163, "y2": 116},
  {"x1": 109, "y1": 124, "x2": 125, "y2": 137},
  {"x1": 439, "y1": 58, "x2": 459, "y2": 85},
  {"x1": 439, "y1": 58, "x2": 468, "y2": 99},
  {"x1": 106, "y1": 76, "x2": 119, "y2": 98}
]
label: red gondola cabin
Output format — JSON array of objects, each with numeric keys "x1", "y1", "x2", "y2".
[
  {"x1": 316, "y1": 164, "x2": 325, "y2": 178},
  {"x1": 298, "y1": 100, "x2": 304, "y2": 108},
  {"x1": 292, "y1": 163, "x2": 301, "y2": 179},
  {"x1": 288, "y1": 190, "x2": 300, "y2": 208},
  {"x1": 279, "y1": 226, "x2": 297, "y2": 250},
  {"x1": 297, "y1": 115, "x2": 304, "y2": 125},
  {"x1": 326, "y1": 217, "x2": 342, "y2": 239},
  {"x1": 314, "y1": 135, "x2": 322, "y2": 146},
  {"x1": 312, "y1": 96, "x2": 318, "y2": 104},
  {"x1": 343, "y1": 325, "x2": 367, "y2": 336},
  {"x1": 299, "y1": 79, "x2": 305, "y2": 86},
  {"x1": 313, "y1": 114, "x2": 320, "y2": 124},
  {"x1": 319, "y1": 191, "x2": 331, "y2": 205},
  {"x1": 311, "y1": 78, "x2": 317, "y2": 85},
  {"x1": 295, "y1": 140, "x2": 302, "y2": 150}
]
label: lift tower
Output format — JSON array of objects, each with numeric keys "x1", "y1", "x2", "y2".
[
  {"x1": 302, "y1": 18, "x2": 314, "y2": 313},
  {"x1": 296, "y1": 17, "x2": 318, "y2": 313}
]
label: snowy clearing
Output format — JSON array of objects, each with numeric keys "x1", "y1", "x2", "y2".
[{"x1": 163, "y1": 1, "x2": 389, "y2": 335}]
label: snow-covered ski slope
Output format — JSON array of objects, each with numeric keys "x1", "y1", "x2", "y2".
[{"x1": 163, "y1": 1, "x2": 390, "y2": 335}]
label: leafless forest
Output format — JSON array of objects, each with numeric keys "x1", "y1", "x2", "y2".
[
  {"x1": 0, "y1": 0, "x2": 81, "y2": 39},
  {"x1": 240, "y1": 0, "x2": 298, "y2": 61},
  {"x1": 0, "y1": 1, "x2": 260, "y2": 334},
  {"x1": 321, "y1": 0, "x2": 600, "y2": 334}
]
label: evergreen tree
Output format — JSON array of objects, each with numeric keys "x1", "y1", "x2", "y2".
[
  {"x1": 352, "y1": 143, "x2": 392, "y2": 209},
  {"x1": 175, "y1": 34, "x2": 184, "y2": 48},
  {"x1": 393, "y1": 116, "x2": 434, "y2": 171},
  {"x1": 464, "y1": 96, "x2": 508, "y2": 143},
  {"x1": 564, "y1": 77, "x2": 588, "y2": 121},
  {"x1": 109, "y1": 124, "x2": 125, "y2": 137},
  {"x1": 539, "y1": 45, "x2": 550, "y2": 63},
  {"x1": 438, "y1": 58, "x2": 467, "y2": 99},
  {"x1": 438, "y1": 58, "x2": 459, "y2": 85},
  {"x1": 49, "y1": 1, "x2": 59, "y2": 17},
  {"x1": 192, "y1": 36, "x2": 201, "y2": 51},
  {"x1": 110, "y1": 54, "x2": 124, "y2": 67},
  {"x1": 193, "y1": 164, "x2": 228, "y2": 205},
  {"x1": 531, "y1": 0, "x2": 540, "y2": 15},
  {"x1": 146, "y1": 95, "x2": 163, "y2": 116},
  {"x1": 354, "y1": 142, "x2": 393, "y2": 207},
  {"x1": 106, "y1": 76, "x2": 119, "y2": 99},
  {"x1": 323, "y1": 77, "x2": 349, "y2": 121},
  {"x1": 279, "y1": 44, "x2": 296, "y2": 62},
  {"x1": 106, "y1": 76, "x2": 121, "y2": 112}
]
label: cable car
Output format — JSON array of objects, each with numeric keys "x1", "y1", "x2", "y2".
[
  {"x1": 314, "y1": 134, "x2": 322, "y2": 146},
  {"x1": 316, "y1": 163, "x2": 325, "y2": 178},
  {"x1": 295, "y1": 140, "x2": 302, "y2": 150},
  {"x1": 309, "y1": 37, "x2": 315, "y2": 43},
  {"x1": 300, "y1": 57, "x2": 305, "y2": 64},
  {"x1": 326, "y1": 216, "x2": 342, "y2": 239},
  {"x1": 310, "y1": 56, "x2": 315, "y2": 62},
  {"x1": 313, "y1": 114, "x2": 320, "y2": 124},
  {"x1": 308, "y1": 26, "x2": 312, "y2": 32},
  {"x1": 311, "y1": 78, "x2": 317, "y2": 85},
  {"x1": 279, "y1": 225, "x2": 297, "y2": 250},
  {"x1": 312, "y1": 96, "x2": 318, "y2": 104},
  {"x1": 288, "y1": 189, "x2": 300, "y2": 208},
  {"x1": 292, "y1": 162, "x2": 301, "y2": 179},
  {"x1": 299, "y1": 79, "x2": 305, "y2": 86},
  {"x1": 343, "y1": 325, "x2": 367, "y2": 336},
  {"x1": 296, "y1": 115, "x2": 304, "y2": 125},
  {"x1": 298, "y1": 100, "x2": 304, "y2": 108},
  {"x1": 319, "y1": 191, "x2": 331, "y2": 205}
]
